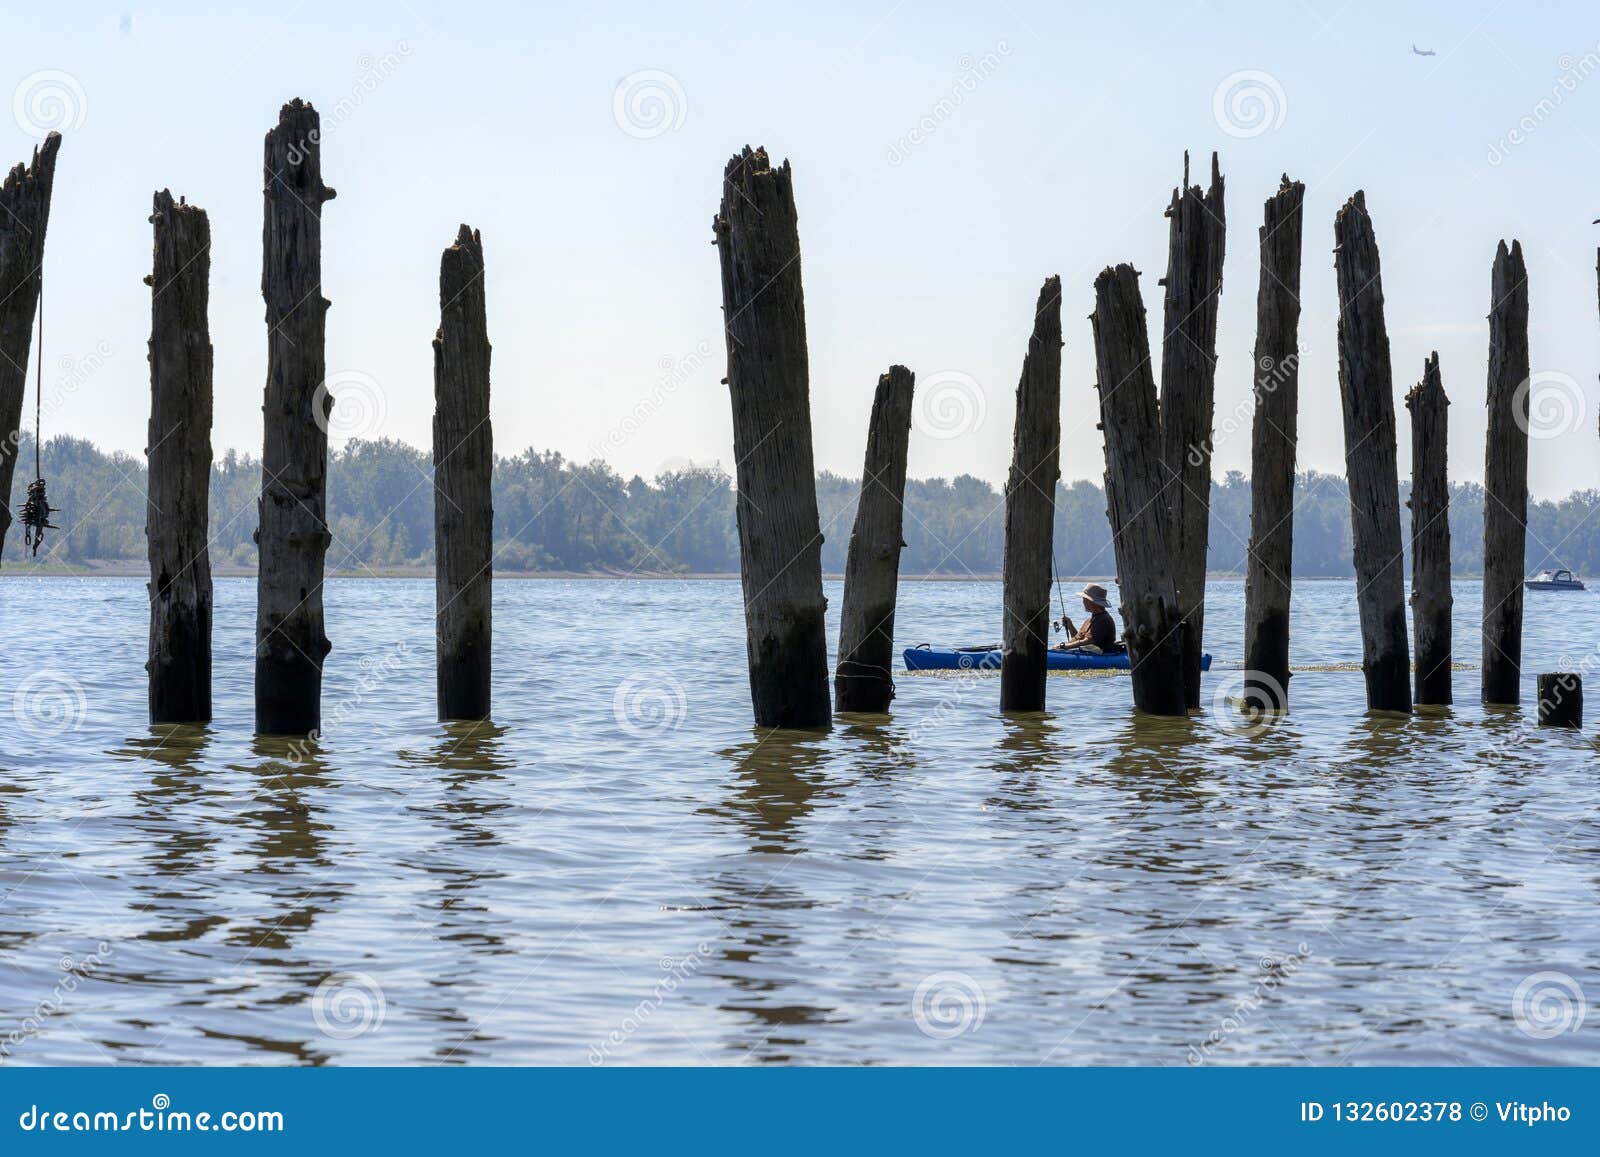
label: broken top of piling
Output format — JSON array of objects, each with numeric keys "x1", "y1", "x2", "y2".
[
  {"x1": 1332, "y1": 189, "x2": 1411, "y2": 714},
  {"x1": 0, "y1": 132, "x2": 62, "y2": 558},
  {"x1": 1158, "y1": 149, "x2": 1225, "y2": 711},
  {"x1": 714, "y1": 144, "x2": 830, "y2": 729}
]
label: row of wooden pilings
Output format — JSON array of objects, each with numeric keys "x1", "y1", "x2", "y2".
[
  {"x1": 724, "y1": 146, "x2": 1584, "y2": 730},
  {"x1": 0, "y1": 101, "x2": 492, "y2": 735},
  {"x1": 0, "y1": 106, "x2": 1582, "y2": 734}
]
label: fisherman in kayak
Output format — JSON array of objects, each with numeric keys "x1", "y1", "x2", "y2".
[{"x1": 1054, "y1": 583, "x2": 1119, "y2": 653}]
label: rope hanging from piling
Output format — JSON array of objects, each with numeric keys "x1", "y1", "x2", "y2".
[{"x1": 18, "y1": 269, "x2": 57, "y2": 556}]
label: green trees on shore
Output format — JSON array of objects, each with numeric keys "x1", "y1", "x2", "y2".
[{"x1": 4, "y1": 433, "x2": 1593, "y2": 578}]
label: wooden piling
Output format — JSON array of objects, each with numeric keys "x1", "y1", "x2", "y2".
[
  {"x1": 1332, "y1": 192, "x2": 1411, "y2": 714},
  {"x1": 255, "y1": 100, "x2": 336, "y2": 736},
  {"x1": 713, "y1": 146, "x2": 830, "y2": 728},
  {"x1": 433, "y1": 225, "x2": 493, "y2": 721},
  {"x1": 0, "y1": 133, "x2": 61, "y2": 560},
  {"x1": 835, "y1": 366, "x2": 914, "y2": 713},
  {"x1": 1243, "y1": 176, "x2": 1304, "y2": 710},
  {"x1": 145, "y1": 191, "x2": 214, "y2": 723},
  {"x1": 1537, "y1": 673, "x2": 1582, "y2": 728},
  {"x1": 1090, "y1": 264, "x2": 1186, "y2": 716},
  {"x1": 1405, "y1": 353, "x2": 1451, "y2": 706},
  {"x1": 1482, "y1": 240, "x2": 1530, "y2": 706},
  {"x1": 1000, "y1": 278, "x2": 1063, "y2": 713},
  {"x1": 1158, "y1": 152, "x2": 1226, "y2": 710}
]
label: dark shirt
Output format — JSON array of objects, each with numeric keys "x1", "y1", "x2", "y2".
[{"x1": 1069, "y1": 608, "x2": 1118, "y2": 651}]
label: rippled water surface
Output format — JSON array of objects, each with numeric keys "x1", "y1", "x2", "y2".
[{"x1": 1, "y1": 575, "x2": 1597, "y2": 1065}]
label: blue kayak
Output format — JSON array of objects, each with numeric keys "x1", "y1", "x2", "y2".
[{"x1": 903, "y1": 644, "x2": 1212, "y2": 672}]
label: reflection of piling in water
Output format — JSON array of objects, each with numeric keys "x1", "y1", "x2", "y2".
[
  {"x1": 835, "y1": 366, "x2": 914, "y2": 714},
  {"x1": 713, "y1": 147, "x2": 829, "y2": 729},
  {"x1": 255, "y1": 100, "x2": 335, "y2": 736},
  {"x1": 1332, "y1": 192, "x2": 1410, "y2": 714},
  {"x1": 1406, "y1": 353, "x2": 1452, "y2": 706},
  {"x1": 432, "y1": 225, "x2": 493, "y2": 721},
  {"x1": 1482, "y1": 241, "x2": 1530, "y2": 707},
  {"x1": 1091, "y1": 264, "x2": 1186, "y2": 716},
  {"x1": 146, "y1": 191, "x2": 214, "y2": 724},
  {"x1": 1243, "y1": 176, "x2": 1304, "y2": 711},
  {"x1": 1000, "y1": 278, "x2": 1062, "y2": 713},
  {"x1": 1158, "y1": 152, "x2": 1226, "y2": 711}
]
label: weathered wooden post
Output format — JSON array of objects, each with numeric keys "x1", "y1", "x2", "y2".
[
  {"x1": 1158, "y1": 152, "x2": 1226, "y2": 709},
  {"x1": 1090, "y1": 264, "x2": 1186, "y2": 716},
  {"x1": 0, "y1": 133, "x2": 61, "y2": 560},
  {"x1": 1000, "y1": 278, "x2": 1063, "y2": 713},
  {"x1": 835, "y1": 365, "x2": 914, "y2": 713},
  {"x1": 1405, "y1": 353, "x2": 1451, "y2": 706},
  {"x1": 1332, "y1": 192, "x2": 1411, "y2": 714},
  {"x1": 433, "y1": 224, "x2": 493, "y2": 721},
  {"x1": 1243, "y1": 176, "x2": 1304, "y2": 709},
  {"x1": 256, "y1": 99, "x2": 335, "y2": 735},
  {"x1": 1537, "y1": 673, "x2": 1582, "y2": 728},
  {"x1": 713, "y1": 146, "x2": 830, "y2": 729},
  {"x1": 1482, "y1": 240, "x2": 1530, "y2": 707},
  {"x1": 145, "y1": 190, "x2": 214, "y2": 723}
]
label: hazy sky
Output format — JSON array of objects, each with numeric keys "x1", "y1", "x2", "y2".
[{"x1": 5, "y1": 1, "x2": 1600, "y2": 498}]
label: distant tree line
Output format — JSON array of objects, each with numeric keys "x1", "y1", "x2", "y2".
[{"x1": 5, "y1": 433, "x2": 1597, "y2": 579}]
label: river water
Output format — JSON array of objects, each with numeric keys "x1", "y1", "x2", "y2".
[{"x1": 0, "y1": 575, "x2": 1596, "y2": 1065}]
